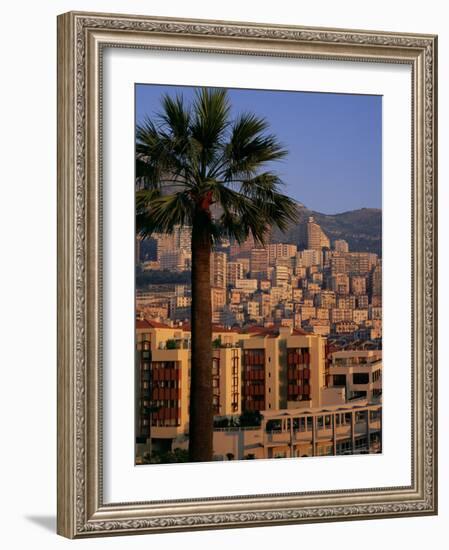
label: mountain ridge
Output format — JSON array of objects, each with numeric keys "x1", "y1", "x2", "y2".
[{"x1": 271, "y1": 203, "x2": 382, "y2": 256}]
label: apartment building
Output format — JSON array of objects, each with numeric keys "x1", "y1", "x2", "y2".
[
  {"x1": 159, "y1": 249, "x2": 191, "y2": 271},
  {"x1": 136, "y1": 320, "x2": 382, "y2": 460},
  {"x1": 273, "y1": 264, "x2": 290, "y2": 287},
  {"x1": 268, "y1": 243, "x2": 297, "y2": 265},
  {"x1": 155, "y1": 225, "x2": 191, "y2": 259},
  {"x1": 327, "y1": 350, "x2": 382, "y2": 402},
  {"x1": 350, "y1": 275, "x2": 367, "y2": 295},
  {"x1": 169, "y1": 399, "x2": 382, "y2": 461},
  {"x1": 227, "y1": 261, "x2": 244, "y2": 287},
  {"x1": 211, "y1": 287, "x2": 226, "y2": 323},
  {"x1": 370, "y1": 260, "x2": 382, "y2": 296},
  {"x1": 210, "y1": 251, "x2": 227, "y2": 289},
  {"x1": 255, "y1": 402, "x2": 382, "y2": 459},
  {"x1": 330, "y1": 273, "x2": 350, "y2": 295},
  {"x1": 250, "y1": 248, "x2": 269, "y2": 280},
  {"x1": 297, "y1": 249, "x2": 322, "y2": 268},
  {"x1": 302, "y1": 216, "x2": 330, "y2": 250},
  {"x1": 334, "y1": 239, "x2": 349, "y2": 253},
  {"x1": 241, "y1": 326, "x2": 326, "y2": 412},
  {"x1": 135, "y1": 320, "x2": 245, "y2": 452}
]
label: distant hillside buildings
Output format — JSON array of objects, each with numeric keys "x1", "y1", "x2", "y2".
[{"x1": 136, "y1": 216, "x2": 382, "y2": 342}]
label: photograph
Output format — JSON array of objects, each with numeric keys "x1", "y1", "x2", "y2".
[{"x1": 134, "y1": 84, "x2": 383, "y2": 465}]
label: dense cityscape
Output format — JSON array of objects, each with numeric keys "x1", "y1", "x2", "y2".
[{"x1": 135, "y1": 215, "x2": 382, "y2": 463}]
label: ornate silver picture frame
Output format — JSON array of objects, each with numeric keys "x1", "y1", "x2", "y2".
[{"x1": 57, "y1": 11, "x2": 437, "y2": 538}]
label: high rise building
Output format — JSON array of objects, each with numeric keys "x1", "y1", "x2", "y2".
[
  {"x1": 235, "y1": 279, "x2": 258, "y2": 292},
  {"x1": 328, "y1": 273, "x2": 350, "y2": 295},
  {"x1": 268, "y1": 243, "x2": 297, "y2": 265},
  {"x1": 334, "y1": 239, "x2": 349, "y2": 253},
  {"x1": 230, "y1": 234, "x2": 255, "y2": 258},
  {"x1": 236, "y1": 257, "x2": 250, "y2": 277},
  {"x1": 273, "y1": 265, "x2": 290, "y2": 287},
  {"x1": 159, "y1": 250, "x2": 191, "y2": 271},
  {"x1": 370, "y1": 260, "x2": 382, "y2": 296},
  {"x1": 211, "y1": 287, "x2": 227, "y2": 324},
  {"x1": 241, "y1": 326, "x2": 326, "y2": 412},
  {"x1": 135, "y1": 321, "x2": 244, "y2": 448},
  {"x1": 210, "y1": 251, "x2": 227, "y2": 289},
  {"x1": 155, "y1": 232, "x2": 175, "y2": 260},
  {"x1": 330, "y1": 253, "x2": 348, "y2": 274},
  {"x1": 155, "y1": 225, "x2": 191, "y2": 259},
  {"x1": 356, "y1": 294, "x2": 369, "y2": 309},
  {"x1": 350, "y1": 275, "x2": 367, "y2": 296},
  {"x1": 315, "y1": 290, "x2": 337, "y2": 309},
  {"x1": 250, "y1": 248, "x2": 269, "y2": 280},
  {"x1": 347, "y1": 252, "x2": 378, "y2": 275},
  {"x1": 300, "y1": 216, "x2": 330, "y2": 251},
  {"x1": 178, "y1": 225, "x2": 192, "y2": 251},
  {"x1": 226, "y1": 261, "x2": 243, "y2": 287},
  {"x1": 297, "y1": 249, "x2": 322, "y2": 268},
  {"x1": 337, "y1": 295, "x2": 356, "y2": 309}
]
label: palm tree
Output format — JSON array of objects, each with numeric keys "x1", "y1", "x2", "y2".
[{"x1": 136, "y1": 88, "x2": 298, "y2": 462}]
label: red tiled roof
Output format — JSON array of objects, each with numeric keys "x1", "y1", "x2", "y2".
[
  {"x1": 245, "y1": 326, "x2": 267, "y2": 333},
  {"x1": 245, "y1": 325, "x2": 279, "y2": 336},
  {"x1": 180, "y1": 323, "x2": 240, "y2": 334},
  {"x1": 212, "y1": 324, "x2": 241, "y2": 333},
  {"x1": 136, "y1": 319, "x2": 170, "y2": 329},
  {"x1": 243, "y1": 325, "x2": 309, "y2": 337}
]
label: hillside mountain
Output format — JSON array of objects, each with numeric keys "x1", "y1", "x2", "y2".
[{"x1": 271, "y1": 204, "x2": 382, "y2": 256}]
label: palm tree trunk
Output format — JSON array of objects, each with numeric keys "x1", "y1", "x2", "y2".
[{"x1": 188, "y1": 215, "x2": 213, "y2": 462}]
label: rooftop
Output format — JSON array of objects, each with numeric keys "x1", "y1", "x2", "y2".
[{"x1": 136, "y1": 319, "x2": 171, "y2": 330}]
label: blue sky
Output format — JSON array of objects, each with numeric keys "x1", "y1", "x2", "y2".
[{"x1": 135, "y1": 84, "x2": 382, "y2": 215}]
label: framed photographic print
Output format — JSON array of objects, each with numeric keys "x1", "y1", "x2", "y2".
[{"x1": 57, "y1": 11, "x2": 438, "y2": 538}]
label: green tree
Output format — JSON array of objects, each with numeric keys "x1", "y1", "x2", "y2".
[
  {"x1": 136, "y1": 88, "x2": 298, "y2": 462},
  {"x1": 212, "y1": 337, "x2": 222, "y2": 349},
  {"x1": 239, "y1": 410, "x2": 262, "y2": 428},
  {"x1": 165, "y1": 339, "x2": 178, "y2": 350}
]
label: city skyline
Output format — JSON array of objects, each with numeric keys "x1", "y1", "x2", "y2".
[{"x1": 136, "y1": 84, "x2": 382, "y2": 214}]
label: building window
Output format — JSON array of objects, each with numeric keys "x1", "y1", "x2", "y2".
[
  {"x1": 353, "y1": 372, "x2": 369, "y2": 384},
  {"x1": 372, "y1": 369, "x2": 382, "y2": 382},
  {"x1": 333, "y1": 374, "x2": 346, "y2": 386}
]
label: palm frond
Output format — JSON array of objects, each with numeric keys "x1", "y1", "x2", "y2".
[
  {"x1": 217, "y1": 112, "x2": 288, "y2": 180},
  {"x1": 136, "y1": 87, "x2": 298, "y2": 244},
  {"x1": 212, "y1": 180, "x2": 298, "y2": 244},
  {"x1": 158, "y1": 93, "x2": 191, "y2": 138},
  {"x1": 190, "y1": 88, "x2": 231, "y2": 170},
  {"x1": 136, "y1": 191, "x2": 194, "y2": 238}
]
